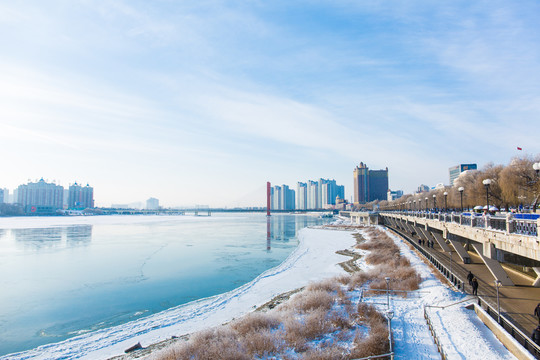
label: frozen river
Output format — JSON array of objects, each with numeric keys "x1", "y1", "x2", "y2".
[{"x1": 0, "y1": 213, "x2": 328, "y2": 356}]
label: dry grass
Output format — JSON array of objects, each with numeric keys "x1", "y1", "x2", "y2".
[
  {"x1": 156, "y1": 226, "x2": 421, "y2": 360},
  {"x1": 278, "y1": 289, "x2": 335, "y2": 314}
]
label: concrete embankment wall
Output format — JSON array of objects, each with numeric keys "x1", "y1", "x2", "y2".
[{"x1": 466, "y1": 304, "x2": 535, "y2": 360}]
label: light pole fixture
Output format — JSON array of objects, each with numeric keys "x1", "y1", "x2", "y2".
[
  {"x1": 385, "y1": 276, "x2": 391, "y2": 308},
  {"x1": 443, "y1": 191, "x2": 448, "y2": 212},
  {"x1": 458, "y1": 187, "x2": 464, "y2": 212},
  {"x1": 495, "y1": 280, "x2": 502, "y2": 324},
  {"x1": 433, "y1": 194, "x2": 437, "y2": 211},
  {"x1": 425, "y1": 197, "x2": 428, "y2": 211},
  {"x1": 386, "y1": 310, "x2": 395, "y2": 360},
  {"x1": 482, "y1": 179, "x2": 492, "y2": 211},
  {"x1": 533, "y1": 162, "x2": 540, "y2": 176}
]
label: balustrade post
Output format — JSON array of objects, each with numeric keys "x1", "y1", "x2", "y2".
[
  {"x1": 506, "y1": 213, "x2": 513, "y2": 235},
  {"x1": 485, "y1": 214, "x2": 489, "y2": 229},
  {"x1": 537, "y1": 218, "x2": 540, "y2": 239}
]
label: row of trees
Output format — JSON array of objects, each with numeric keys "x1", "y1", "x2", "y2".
[{"x1": 375, "y1": 154, "x2": 540, "y2": 212}]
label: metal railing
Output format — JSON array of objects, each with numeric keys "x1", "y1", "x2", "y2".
[
  {"x1": 383, "y1": 217, "x2": 540, "y2": 359},
  {"x1": 424, "y1": 306, "x2": 448, "y2": 360},
  {"x1": 380, "y1": 210, "x2": 539, "y2": 238},
  {"x1": 476, "y1": 296, "x2": 540, "y2": 359}
]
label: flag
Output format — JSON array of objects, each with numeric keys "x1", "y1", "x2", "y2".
[{"x1": 517, "y1": 147, "x2": 522, "y2": 151}]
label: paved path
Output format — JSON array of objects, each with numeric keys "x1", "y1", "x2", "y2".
[{"x1": 387, "y1": 224, "x2": 540, "y2": 341}]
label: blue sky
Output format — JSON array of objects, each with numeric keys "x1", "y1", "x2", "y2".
[{"x1": 1, "y1": 1, "x2": 539, "y2": 207}]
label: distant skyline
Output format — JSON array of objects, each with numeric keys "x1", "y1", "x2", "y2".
[{"x1": 1, "y1": 1, "x2": 539, "y2": 207}]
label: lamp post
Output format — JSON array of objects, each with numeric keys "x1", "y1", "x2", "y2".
[
  {"x1": 533, "y1": 163, "x2": 540, "y2": 212},
  {"x1": 495, "y1": 280, "x2": 502, "y2": 324},
  {"x1": 482, "y1": 179, "x2": 492, "y2": 212},
  {"x1": 433, "y1": 194, "x2": 436, "y2": 212},
  {"x1": 458, "y1": 187, "x2": 464, "y2": 212},
  {"x1": 386, "y1": 310, "x2": 394, "y2": 360},
  {"x1": 444, "y1": 191, "x2": 448, "y2": 212},
  {"x1": 425, "y1": 197, "x2": 428, "y2": 212},
  {"x1": 385, "y1": 277, "x2": 391, "y2": 308}
]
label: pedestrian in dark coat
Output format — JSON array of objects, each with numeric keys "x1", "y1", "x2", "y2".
[
  {"x1": 532, "y1": 325, "x2": 540, "y2": 345},
  {"x1": 534, "y1": 303, "x2": 540, "y2": 323},
  {"x1": 467, "y1": 271, "x2": 474, "y2": 286},
  {"x1": 471, "y1": 277, "x2": 479, "y2": 296}
]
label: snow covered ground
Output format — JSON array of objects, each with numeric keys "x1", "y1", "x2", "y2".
[
  {"x1": 2, "y1": 224, "x2": 521, "y2": 360},
  {"x1": 371, "y1": 226, "x2": 518, "y2": 360}
]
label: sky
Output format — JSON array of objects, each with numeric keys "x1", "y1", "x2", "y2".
[{"x1": 1, "y1": 0, "x2": 539, "y2": 207}]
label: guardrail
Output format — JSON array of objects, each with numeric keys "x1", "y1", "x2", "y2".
[
  {"x1": 381, "y1": 211, "x2": 539, "y2": 238},
  {"x1": 383, "y1": 217, "x2": 540, "y2": 359},
  {"x1": 476, "y1": 296, "x2": 540, "y2": 359},
  {"x1": 424, "y1": 306, "x2": 448, "y2": 360}
]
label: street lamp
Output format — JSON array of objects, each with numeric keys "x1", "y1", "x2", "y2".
[
  {"x1": 425, "y1": 197, "x2": 428, "y2": 211},
  {"x1": 482, "y1": 179, "x2": 492, "y2": 212},
  {"x1": 444, "y1": 191, "x2": 448, "y2": 212},
  {"x1": 433, "y1": 194, "x2": 437, "y2": 211},
  {"x1": 495, "y1": 280, "x2": 502, "y2": 324},
  {"x1": 386, "y1": 310, "x2": 395, "y2": 360},
  {"x1": 385, "y1": 276, "x2": 391, "y2": 308},
  {"x1": 533, "y1": 162, "x2": 540, "y2": 176},
  {"x1": 458, "y1": 187, "x2": 464, "y2": 212}
]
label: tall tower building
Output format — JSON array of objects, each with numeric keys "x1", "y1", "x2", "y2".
[
  {"x1": 68, "y1": 183, "x2": 94, "y2": 209},
  {"x1": 353, "y1": 163, "x2": 389, "y2": 204},
  {"x1": 307, "y1": 180, "x2": 319, "y2": 209},
  {"x1": 296, "y1": 182, "x2": 307, "y2": 210},
  {"x1": 353, "y1": 162, "x2": 369, "y2": 204},
  {"x1": 17, "y1": 178, "x2": 64, "y2": 214},
  {"x1": 368, "y1": 168, "x2": 389, "y2": 202}
]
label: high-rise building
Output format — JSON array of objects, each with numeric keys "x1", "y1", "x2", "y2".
[
  {"x1": 270, "y1": 185, "x2": 295, "y2": 210},
  {"x1": 296, "y1": 182, "x2": 307, "y2": 210},
  {"x1": 449, "y1": 164, "x2": 477, "y2": 185},
  {"x1": 68, "y1": 183, "x2": 94, "y2": 209},
  {"x1": 320, "y1": 179, "x2": 345, "y2": 207},
  {"x1": 17, "y1": 178, "x2": 64, "y2": 214},
  {"x1": 369, "y1": 169, "x2": 389, "y2": 202},
  {"x1": 307, "y1": 180, "x2": 319, "y2": 209},
  {"x1": 353, "y1": 163, "x2": 389, "y2": 204},
  {"x1": 0, "y1": 188, "x2": 4, "y2": 204},
  {"x1": 146, "y1": 197, "x2": 159, "y2": 210},
  {"x1": 387, "y1": 189, "x2": 404, "y2": 201},
  {"x1": 353, "y1": 163, "x2": 370, "y2": 204}
]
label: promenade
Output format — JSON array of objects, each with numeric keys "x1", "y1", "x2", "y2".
[{"x1": 385, "y1": 222, "x2": 540, "y2": 358}]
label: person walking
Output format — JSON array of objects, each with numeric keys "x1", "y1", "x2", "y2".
[
  {"x1": 467, "y1": 271, "x2": 474, "y2": 286},
  {"x1": 532, "y1": 325, "x2": 540, "y2": 346},
  {"x1": 471, "y1": 277, "x2": 479, "y2": 296},
  {"x1": 534, "y1": 303, "x2": 540, "y2": 324}
]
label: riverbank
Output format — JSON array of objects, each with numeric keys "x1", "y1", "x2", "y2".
[{"x1": 1, "y1": 226, "x2": 357, "y2": 360}]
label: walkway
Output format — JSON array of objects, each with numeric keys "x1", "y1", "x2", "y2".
[{"x1": 385, "y1": 223, "x2": 540, "y2": 357}]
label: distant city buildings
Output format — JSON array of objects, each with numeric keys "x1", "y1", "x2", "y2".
[
  {"x1": 271, "y1": 178, "x2": 344, "y2": 210},
  {"x1": 296, "y1": 182, "x2": 307, "y2": 210},
  {"x1": 146, "y1": 197, "x2": 160, "y2": 210},
  {"x1": 271, "y1": 185, "x2": 295, "y2": 210},
  {"x1": 68, "y1": 183, "x2": 94, "y2": 209},
  {"x1": 449, "y1": 164, "x2": 477, "y2": 185},
  {"x1": 353, "y1": 162, "x2": 389, "y2": 204},
  {"x1": 17, "y1": 178, "x2": 64, "y2": 214},
  {"x1": 387, "y1": 189, "x2": 404, "y2": 201},
  {"x1": 0, "y1": 188, "x2": 4, "y2": 204},
  {"x1": 417, "y1": 184, "x2": 430, "y2": 193}
]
